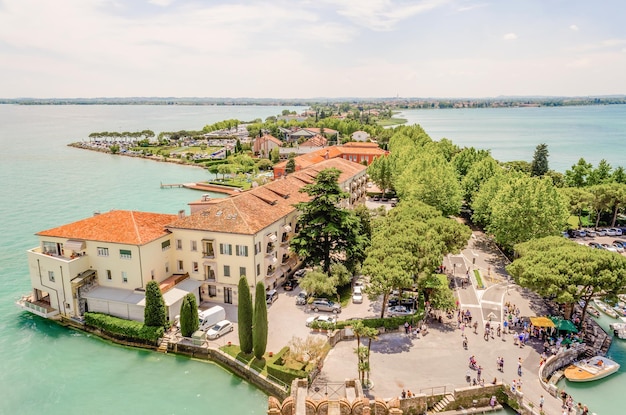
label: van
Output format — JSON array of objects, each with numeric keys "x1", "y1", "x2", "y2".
[
  {"x1": 198, "y1": 306, "x2": 226, "y2": 331},
  {"x1": 266, "y1": 289, "x2": 278, "y2": 305}
]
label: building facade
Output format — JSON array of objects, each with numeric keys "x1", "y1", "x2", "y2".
[{"x1": 17, "y1": 159, "x2": 367, "y2": 323}]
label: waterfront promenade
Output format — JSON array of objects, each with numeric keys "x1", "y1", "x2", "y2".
[{"x1": 318, "y1": 226, "x2": 584, "y2": 415}]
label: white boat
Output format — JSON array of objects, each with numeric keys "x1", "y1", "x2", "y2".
[
  {"x1": 564, "y1": 356, "x2": 620, "y2": 382},
  {"x1": 587, "y1": 307, "x2": 601, "y2": 318},
  {"x1": 610, "y1": 317, "x2": 626, "y2": 339},
  {"x1": 593, "y1": 299, "x2": 619, "y2": 319}
]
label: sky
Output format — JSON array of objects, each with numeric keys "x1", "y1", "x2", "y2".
[{"x1": 1, "y1": 0, "x2": 625, "y2": 99}]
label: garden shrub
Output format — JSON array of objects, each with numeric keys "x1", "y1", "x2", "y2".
[{"x1": 84, "y1": 312, "x2": 164, "y2": 344}]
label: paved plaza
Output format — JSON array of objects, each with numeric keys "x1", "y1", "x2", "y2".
[{"x1": 318, "y1": 226, "x2": 570, "y2": 415}]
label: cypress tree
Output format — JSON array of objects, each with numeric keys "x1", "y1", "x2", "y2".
[
  {"x1": 179, "y1": 293, "x2": 199, "y2": 337},
  {"x1": 253, "y1": 282, "x2": 268, "y2": 359},
  {"x1": 144, "y1": 280, "x2": 166, "y2": 327},
  {"x1": 238, "y1": 276, "x2": 254, "y2": 354}
]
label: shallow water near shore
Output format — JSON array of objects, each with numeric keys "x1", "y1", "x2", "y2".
[{"x1": 1, "y1": 104, "x2": 624, "y2": 414}]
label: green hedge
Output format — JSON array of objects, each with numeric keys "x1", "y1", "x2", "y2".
[
  {"x1": 207, "y1": 181, "x2": 244, "y2": 188},
  {"x1": 266, "y1": 346, "x2": 326, "y2": 385},
  {"x1": 84, "y1": 312, "x2": 164, "y2": 344},
  {"x1": 336, "y1": 313, "x2": 423, "y2": 330}
]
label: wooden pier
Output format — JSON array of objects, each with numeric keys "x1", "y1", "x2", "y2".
[{"x1": 160, "y1": 182, "x2": 240, "y2": 195}]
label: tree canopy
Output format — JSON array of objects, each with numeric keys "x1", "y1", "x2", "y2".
[
  {"x1": 472, "y1": 173, "x2": 569, "y2": 251},
  {"x1": 144, "y1": 280, "x2": 166, "y2": 327},
  {"x1": 530, "y1": 143, "x2": 549, "y2": 177},
  {"x1": 362, "y1": 201, "x2": 470, "y2": 317},
  {"x1": 507, "y1": 236, "x2": 626, "y2": 319},
  {"x1": 290, "y1": 168, "x2": 368, "y2": 274},
  {"x1": 238, "y1": 276, "x2": 254, "y2": 354}
]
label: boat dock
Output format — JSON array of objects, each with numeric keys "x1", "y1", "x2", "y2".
[{"x1": 160, "y1": 182, "x2": 240, "y2": 195}]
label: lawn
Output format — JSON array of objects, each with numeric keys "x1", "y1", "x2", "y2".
[{"x1": 377, "y1": 117, "x2": 407, "y2": 127}]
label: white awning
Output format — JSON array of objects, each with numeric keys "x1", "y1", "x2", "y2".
[
  {"x1": 283, "y1": 225, "x2": 292, "y2": 233},
  {"x1": 266, "y1": 233, "x2": 277, "y2": 242},
  {"x1": 270, "y1": 257, "x2": 278, "y2": 264},
  {"x1": 64, "y1": 239, "x2": 85, "y2": 251}
]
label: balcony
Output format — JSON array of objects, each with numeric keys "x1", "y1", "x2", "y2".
[
  {"x1": 15, "y1": 294, "x2": 60, "y2": 319},
  {"x1": 202, "y1": 251, "x2": 215, "y2": 259}
]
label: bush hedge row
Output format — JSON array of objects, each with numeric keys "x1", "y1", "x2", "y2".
[
  {"x1": 335, "y1": 313, "x2": 424, "y2": 331},
  {"x1": 266, "y1": 346, "x2": 318, "y2": 385},
  {"x1": 84, "y1": 312, "x2": 164, "y2": 344}
]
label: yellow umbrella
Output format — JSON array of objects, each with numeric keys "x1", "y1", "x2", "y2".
[{"x1": 529, "y1": 316, "x2": 556, "y2": 328}]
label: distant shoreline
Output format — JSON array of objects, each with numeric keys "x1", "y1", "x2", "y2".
[{"x1": 4, "y1": 96, "x2": 626, "y2": 109}]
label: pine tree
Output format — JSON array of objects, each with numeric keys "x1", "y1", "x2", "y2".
[
  {"x1": 179, "y1": 293, "x2": 199, "y2": 337},
  {"x1": 238, "y1": 276, "x2": 254, "y2": 354},
  {"x1": 531, "y1": 143, "x2": 549, "y2": 177},
  {"x1": 144, "y1": 280, "x2": 166, "y2": 327},
  {"x1": 253, "y1": 282, "x2": 268, "y2": 359}
]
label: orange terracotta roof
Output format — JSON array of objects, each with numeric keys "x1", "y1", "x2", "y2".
[
  {"x1": 258, "y1": 134, "x2": 282, "y2": 146},
  {"x1": 37, "y1": 210, "x2": 176, "y2": 245},
  {"x1": 300, "y1": 135, "x2": 328, "y2": 147},
  {"x1": 171, "y1": 158, "x2": 365, "y2": 235},
  {"x1": 168, "y1": 176, "x2": 312, "y2": 235},
  {"x1": 304, "y1": 127, "x2": 338, "y2": 135}
]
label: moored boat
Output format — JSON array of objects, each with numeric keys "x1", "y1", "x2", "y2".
[
  {"x1": 564, "y1": 356, "x2": 620, "y2": 382},
  {"x1": 587, "y1": 307, "x2": 601, "y2": 318},
  {"x1": 593, "y1": 299, "x2": 619, "y2": 319},
  {"x1": 610, "y1": 317, "x2": 626, "y2": 339}
]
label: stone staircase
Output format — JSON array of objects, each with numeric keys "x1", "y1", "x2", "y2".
[
  {"x1": 431, "y1": 394, "x2": 455, "y2": 413},
  {"x1": 157, "y1": 333, "x2": 172, "y2": 353}
]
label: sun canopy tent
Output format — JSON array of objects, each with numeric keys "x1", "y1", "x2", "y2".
[
  {"x1": 529, "y1": 316, "x2": 556, "y2": 328},
  {"x1": 550, "y1": 316, "x2": 578, "y2": 333}
]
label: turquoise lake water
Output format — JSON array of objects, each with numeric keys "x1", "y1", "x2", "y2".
[{"x1": 1, "y1": 104, "x2": 624, "y2": 414}]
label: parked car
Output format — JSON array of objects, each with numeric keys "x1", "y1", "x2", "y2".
[
  {"x1": 595, "y1": 228, "x2": 607, "y2": 236},
  {"x1": 266, "y1": 289, "x2": 278, "y2": 305},
  {"x1": 584, "y1": 229, "x2": 596, "y2": 237},
  {"x1": 387, "y1": 305, "x2": 417, "y2": 317},
  {"x1": 352, "y1": 286, "x2": 363, "y2": 304},
  {"x1": 305, "y1": 315, "x2": 337, "y2": 327},
  {"x1": 613, "y1": 240, "x2": 626, "y2": 248},
  {"x1": 309, "y1": 298, "x2": 342, "y2": 313},
  {"x1": 612, "y1": 228, "x2": 623, "y2": 236},
  {"x1": 282, "y1": 278, "x2": 298, "y2": 291},
  {"x1": 293, "y1": 269, "x2": 307, "y2": 279},
  {"x1": 612, "y1": 243, "x2": 625, "y2": 253},
  {"x1": 296, "y1": 290, "x2": 309, "y2": 305},
  {"x1": 206, "y1": 320, "x2": 233, "y2": 339},
  {"x1": 588, "y1": 242, "x2": 603, "y2": 249},
  {"x1": 605, "y1": 228, "x2": 617, "y2": 236},
  {"x1": 577, "y1": 230, "x2": 587, "y2": 238},
  {"x1": 602, "y1": 244, "x2": 618, "y2": 252}
]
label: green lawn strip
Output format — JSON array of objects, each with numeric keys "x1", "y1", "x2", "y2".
[
  {"x1": 473, "y1": 269, "x2": 484, "y2": 288},
  {"x1": 376, "y1": 117, "x2": 407, "y2": 126}
]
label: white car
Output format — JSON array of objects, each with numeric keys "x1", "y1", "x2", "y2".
[
  {"x1": 387, "y1": 305, "x2": 417, "y2": 317},
  {"x1": 352, "y1": 286, "x2": 363, "y2": 304},
  {"x1": 306, "y1": 315, "x2": 337, "y2": 327},
  {"x1": 605, "y1": 228, "x2": 616, "y2": 236},
  {"x1": 206, "y1": 320, "x2": 233, "y2": 339}
]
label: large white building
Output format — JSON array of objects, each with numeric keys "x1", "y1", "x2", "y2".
[{"x1": 17, "y1": 158, "x2": 368, "y2": 323}]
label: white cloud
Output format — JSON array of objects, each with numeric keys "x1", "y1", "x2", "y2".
[
  {"x1": 328, "y1": 0, "x2": 450, "y2": 31},
  {"x1": 148, "y1": 0, "x2": 175, "y2": 6},
  {"x1": 570, "y1": 24, "x2": 579, "y2": 31},
  {"x1": 503, "y1": 33, "x2": 518, "y2": 41},
  {"x1": 457, "y1": 3, "x2": 487, "y2": 12}
]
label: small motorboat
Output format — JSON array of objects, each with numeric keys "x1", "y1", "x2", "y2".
[
  {"x1": 564, "y1": 356, "x2": 620, "y2": 382},
  {"x1": 593, "y1": 299, "x2": 619, "y2": 319},
  {"x1": 587, "y1": 307, "x2": 601, "y2": 318},
  {"x1": 610, "y1": 317, "x2": 626, "y2": 339}
]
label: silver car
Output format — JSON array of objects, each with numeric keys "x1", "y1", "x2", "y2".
[{"x1": 309, "y1": 298, "x2": 342, "y2": 313}]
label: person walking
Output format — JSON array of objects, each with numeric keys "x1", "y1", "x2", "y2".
[
  {"x1": 540, "y1": 395, "x2": 544, "y2": 411},
  {"x1": 517, "y1": 357, "x2": 523, "y2": 376}
]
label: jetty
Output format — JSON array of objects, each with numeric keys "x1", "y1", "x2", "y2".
[{"x1": 160, "y1": 182, "x2": 240, "y2": 195}]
